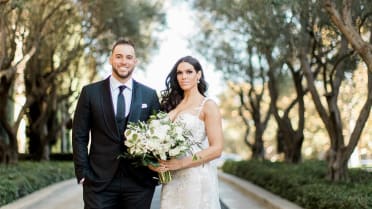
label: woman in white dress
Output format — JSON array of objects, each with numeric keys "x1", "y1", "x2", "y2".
[{"x1": 153, "y1": 56, "x2": 224, "y2": 209}]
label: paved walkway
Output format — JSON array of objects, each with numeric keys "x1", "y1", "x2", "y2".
[{"x1": 0, "y1": 172, "x2": 303, "y2": 209}]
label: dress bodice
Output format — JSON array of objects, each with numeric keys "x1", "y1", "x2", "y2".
[
  {"x1": 174, "y1": 112, "x2": 208, "y2": 152},
  {"x1": 160, "y1": 98, "x2": 221, "y2": 209}
]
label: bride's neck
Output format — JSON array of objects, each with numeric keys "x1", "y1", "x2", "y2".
[{"x1": 181, "y1": 91, "x2": 203, "y2": 105}]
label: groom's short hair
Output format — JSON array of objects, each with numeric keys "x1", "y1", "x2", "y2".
[{"x1": 111, "y1": 38, "x2": 135, "y2": 53}]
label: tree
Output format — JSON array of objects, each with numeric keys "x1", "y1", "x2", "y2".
[
  {"x1": 189, "y1": 2, "x2": 272, "y2": 159},
  {"x1": 232, "y1": 54, "x2": 272, "y2": 160},
  {"x1": 0, "y1": 0, "x2": 166, "y2": 162},
  {"x1": 190, "y1": 0, "x2": 372, "y2": 181},
  {"x1": 324, "y1": 0, "x2": 372, "y2": 73},
  {"x1": 253, "y1": 1, "x2": 308, "y2": 163},
  {"x1": 191, "y1": 0, "x2": 307, "y2": 162},
  {"x1": 299, "y1": 0, "x2": 372, "y2": 179},
  {"x1": 0, "y1": 0, "x2": 39, "y2": 163},
  {"x1": 23, "y1": 0, "x2": 166, "y2": 160}
]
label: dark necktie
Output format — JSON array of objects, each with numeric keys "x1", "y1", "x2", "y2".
[{"x1": 116, "y1": 85, "x2": 126, "y2": 123}]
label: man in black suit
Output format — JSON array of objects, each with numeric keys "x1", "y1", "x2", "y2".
[{"x1": 72, "y1": 38, "x2": 160, "y2": 209}]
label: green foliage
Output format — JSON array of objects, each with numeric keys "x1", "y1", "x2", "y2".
[
  {"x1": 81, "y1": 0, "x2": 166, "y2": 64},
  {"x1": 222, "y1": 160, "x2": 372, "y2": 209},
  {"x1": 0, "y1": 0, "x2": 166, "y2": 161},
  {"x1": 0, "y1": 161, "x2": 74, "y2": 206}
]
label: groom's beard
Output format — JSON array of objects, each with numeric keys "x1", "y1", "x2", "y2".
[{"x1": 112, "y1": 66, "x2": 134, "y2": 80}]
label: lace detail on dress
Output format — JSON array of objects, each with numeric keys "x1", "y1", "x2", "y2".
[{"x1": 160, "y1": 98, "x2": 221, "y2": 209}]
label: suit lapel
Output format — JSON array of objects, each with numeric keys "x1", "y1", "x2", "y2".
[
  {"x1": 100, "y1": 77, "x2": 120, "y2": 141},
  {"x1": 128, "y1": 80, "x2": 142, "y2": 123},
  {"x1": 99, "y1": 78, "x2": 144, "y2": 140}
]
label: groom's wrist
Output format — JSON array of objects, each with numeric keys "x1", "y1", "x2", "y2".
[{"x1": 79, "y1": 178, "x2": 85, "y2": 184}]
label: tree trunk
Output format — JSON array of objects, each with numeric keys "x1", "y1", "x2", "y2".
[
  {"x1": 279, "y1": 126, "x2": 304, "y2": 163},
  {"x1": 27, "y1": 131, "x2": 51, "y2": 161},
  {"x1": 302, "y1": 54, "x2": 349, "y2": 181},
  {"x1": 289, "y1": 140, "x2": 303, "y2": 163},
  {"x1": 345, "y1": 71, "x2": 372, "y2": 159},
  {"x1": 251, "y1": 125, "x2": 265, "y2": 160},
  {"x1": 0, "y1": 137, "x2": 10, "y2": 164},
  {"x1": 326, "y1": 147, "x2": 349, "y2": 181},
  {"x1": 27, "y1": 101, "x2": 49, "y2": 161},
  {"x1": 266, "y1": 51, "x2": 306, "y2": 163},
  {"x1": 301, "y1": 44, "x2": 352, "y2": 181},
  {"x1": 0, "y1": 78, "x2": 19, "y2": 164},
  {"x1": 0, "y1": 121, "x2": 19, "y2": 164},
  {"x1": 238, "y1": 85, "x2": 269, "y2": 160},
  {"x1": 27, "y1": 98, "x2": 61, "y2": 161}
]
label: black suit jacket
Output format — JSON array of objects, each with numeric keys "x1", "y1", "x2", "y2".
[{"x1": 72, "y1": 77, "x2": 160, "y2": 192}]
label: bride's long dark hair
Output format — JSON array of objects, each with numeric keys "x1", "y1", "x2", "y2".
[{"x1": 160, "y1": 56, "x2": 208, "y2": 112}]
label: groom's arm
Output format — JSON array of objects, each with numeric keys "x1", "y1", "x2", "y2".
[
  {"x1": 148, "y1": 89, "x2": 160, "y2": 115},
  {"x1": 72, "y1": 87, "x2": 91, "y2": 184}
]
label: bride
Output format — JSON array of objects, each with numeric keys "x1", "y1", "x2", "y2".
[{"x1": 151, "y1": 56, "x2": 224, "y2": 209}]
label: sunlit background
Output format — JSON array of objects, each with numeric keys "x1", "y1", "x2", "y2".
[
  {"x1": 101, "y1": 1, "x2": 224, "y2": 100},
  {"x1": 1, "y1": 0, "x2": 371, "y2": 169}
]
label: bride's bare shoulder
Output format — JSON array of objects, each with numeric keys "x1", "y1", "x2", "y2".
[{"x1": 203, "y1": 98, "x2": 218, "y2": 109}]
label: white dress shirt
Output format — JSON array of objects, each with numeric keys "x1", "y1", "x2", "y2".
[{"x1": 110, "y1": 76, "x2": 133, "y2": 117}]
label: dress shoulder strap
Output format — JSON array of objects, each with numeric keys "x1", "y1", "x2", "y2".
[{"x1": 197, "y1": 97, "x2": 211, "y2": 116}]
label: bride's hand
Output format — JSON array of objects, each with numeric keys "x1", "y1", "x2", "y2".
[
  {"x1": 160, "y1": 159, "x2": 183, "y2": 171},
  {"x1": 148, "y1": 164, "x2": 168, "y2": 173}
]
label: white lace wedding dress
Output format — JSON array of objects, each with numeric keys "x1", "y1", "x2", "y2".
[{"x1": 160, "y1": 98, "x2": 221, "y2": 209}]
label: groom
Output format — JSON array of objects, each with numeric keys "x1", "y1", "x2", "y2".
[{"x1": 72, "y1": 38, "x2": 160, "y2": 209}]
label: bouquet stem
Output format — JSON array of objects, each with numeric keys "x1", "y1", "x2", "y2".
[{"x1": 158, "y1": 171, "x2": 172, "y2": 184}]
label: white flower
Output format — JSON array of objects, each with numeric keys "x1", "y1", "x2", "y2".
[
  {"x1": 174, "y1": 126, "x2": 184, "y2": 136},
  {"x1": 156, "y1": 124, "x2": 170, "y2": 139},
  {"x1": 123, "y1": 111, "x2": 195, "y2": 165}
]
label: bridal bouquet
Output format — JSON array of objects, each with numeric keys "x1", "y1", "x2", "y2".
[{"x1": 123, "y1": 111, "x2": 194, "y2": 184}]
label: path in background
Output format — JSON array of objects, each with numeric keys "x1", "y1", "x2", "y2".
[
  {"x1": 151, "y1": 186, "x2": 229, "y2": 209},
  {"x1": 0, "y1": 176, "x2": 273, "y2": 209},
  {"x1": 0, "y1": 179, "x2": 83, "y2": 209},
  {"x1": 219, "y1": 179, "x2": 268, "y2": 209}
]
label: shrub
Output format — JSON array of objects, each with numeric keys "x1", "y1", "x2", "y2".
[
  {"x1": 0, "y1": 161, "x2": 74, "y2": 206},
  {"x1": 222, "y1": 160, "x2": 372, "y2": 209}
]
